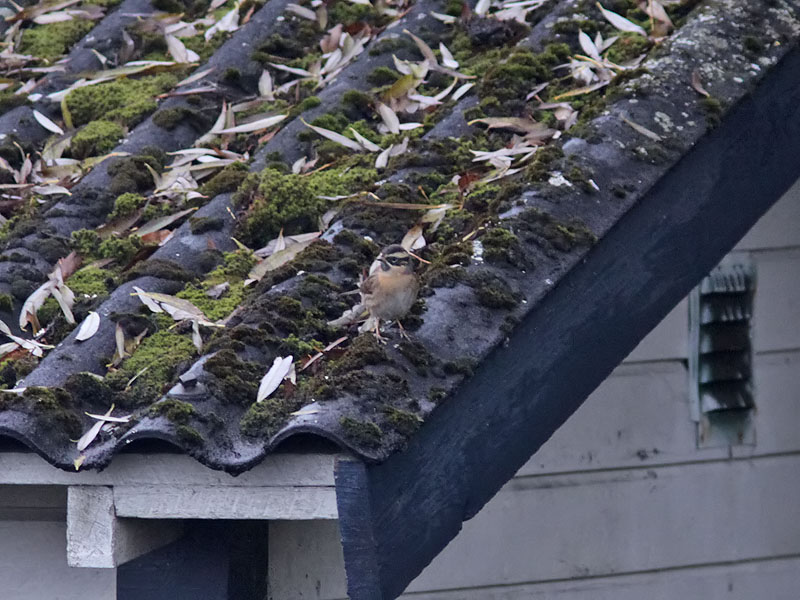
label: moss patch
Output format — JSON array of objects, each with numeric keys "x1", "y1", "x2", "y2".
[
  {"x1": 339, "y1": 416, "x2": 382, "y2": 447},
  {"x1": 20, "y1": 20, "x2": 94, "y2": 62},
  {"x1": 70, "y1": 121, "x2": 125, "y2": 160},
  {"x1": 65, "y1": 74, "x2": 179, "y2": 127}
]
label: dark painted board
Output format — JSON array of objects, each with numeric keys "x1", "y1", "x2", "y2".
[{"x1": 335, "y1": 38, "x2": 800, "y2": 600}]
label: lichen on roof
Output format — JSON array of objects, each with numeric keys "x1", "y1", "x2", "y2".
[{"x1": 0, "y1": 0, "x2": 798, "y2": 471}]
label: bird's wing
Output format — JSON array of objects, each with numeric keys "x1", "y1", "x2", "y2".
[{"x1": 359, "y1": 273, "x2": 378, "y2": 296}]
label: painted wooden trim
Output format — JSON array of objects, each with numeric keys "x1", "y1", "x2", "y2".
[
  {"x1": 67, "y1": 486, "x2": 183, "y2": 569},
  {"x1": 114, "y1": 485, "x2": 338, "y2": 520},
  {"x1": 336, "y1": 44, "x2": 800, "y2": 599},
  {"x1": 0, "y1": 452, "x2": 338, "y2": 487}
]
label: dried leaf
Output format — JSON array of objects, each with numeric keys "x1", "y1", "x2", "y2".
[
  {"x1": 257, "y1": 355, "x2": 294, "y2": 402},
  {"x1": 77, "y1": 406, "x2": 111, "y2": 451},
  {"x1": 301, "y1": 119, "x2": 364, "y2": 151},
  {"x1": 286, "y1": 3, "x2": 316, "y2": 20},
  {"x1": 439, "y1": 42, "x2": 458, "y2": 69},
  {"x1": 75, "y1": 311, "x2": 100, "y2": 341},
  {"x1": 691, "y1": 69, "x2": 710, "y2": 97},
  {"x1": 205, "y1": 5, "x2": 239, "y2": 40},
  {"x1": 553, "y1": 80, "x2": 609, "y2": 100},
  {"x1": 401, "y1": 224, "x2": 426, "y2": 251},
  {"x1": 596, "y1": 3, "x2": 647, "y2": 36},
  {"x1": 404, "y1": 29, "x2": 436, "y2": 64},
  {"x1": 469, "y1": 116, "x2": 552, "y2": 136},
  {"x1": 113, "y1": 323, "x2": 126, "y2": 365},
  {"x1": 133, "y1": 286, "x2": 163, "y2": 313},
  {"x1": 452, "y1": 82, "x2": 474, "y2": 100},
  {"x1": 166, "y1": 34, "x2": 200, "y2": 63},
  {"x1": 134, "y1": 207, "x2": 196, "y2": 237},
  {"x1": 579, "y1": 30, "x2": 601, "y2": 62},
  {"x1": 191, "y1": 319, "x2": 203, "y2": 351},
  {"x1": 247, "y1": 239, "x2": 317, "y2": 282},
  {"x1": 19, "y1": 282, "x2": 50, "y2": 331},
  {"x1": 33, "y1": 110, "x2": 63, "y2": 135},
  {"x1": 621, "y1": 115, "x2": 662, "y2": 141},
  {"x1": 216, "y1": 113, "x2": 287, "y2": 134},
  {"x1": 258, "y1": 69, "x2": 274, "y2": 99},
  {"x1": 349, "y1": 127, "x2": 381, "y2": 152},
  {"x1": 376, "y1": 102, "x2": 400, "y2": 134},
  {"x1": 474, "y1": 0, "x2": 491, "y2": 15}
]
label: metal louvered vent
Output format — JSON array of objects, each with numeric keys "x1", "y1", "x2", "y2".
[{"x1": 689, "y1": 258, "x2": 756, "y2": 446}]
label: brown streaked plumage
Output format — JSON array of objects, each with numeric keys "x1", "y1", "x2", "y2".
[{"x1": 360, "y1": 245, "x2": 420, "y2": 342}]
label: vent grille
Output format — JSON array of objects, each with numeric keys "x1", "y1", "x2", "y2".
[{"x1": 689, "y1": 261, "x2": 756, "y2": 419}]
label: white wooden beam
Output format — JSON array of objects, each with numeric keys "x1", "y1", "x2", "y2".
[
  {"x1": 67, "y1": 486, "x2": 183, "y2": 569},
  {"x1": 114, "y1": 485, "x2": 338, "y2": 520}
]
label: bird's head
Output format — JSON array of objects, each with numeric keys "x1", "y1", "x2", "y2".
[{"x1": 377, "y1": 245, "x2": 428, "y2": 273}]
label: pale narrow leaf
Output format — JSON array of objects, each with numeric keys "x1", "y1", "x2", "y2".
[
  {"x1": 578, "y1": 30, "x2": 601, "y2": 62},
  {"x1": 621, "y1": 115, "x2": 662, "y2": 141},
  {"x1": 114, "y1": 323, "x2": 126, "y2": 364},
  {"x1": 258, "y1": 69, "x2": 274, "y2": 99},
  {"x1": 301, "y1": 119, "x2": 364, "y2": 151},
  {"x1": 133, "y1": 286, "x2": 163, "y2": 313},
  {"x1": 77, "y1": 410, "x2": 108, "y2": 451},
  {"x1": 401, "y1": 224, "x2": 426, "y2": 251},
  {"x1": 191, "y1": 319, "x2": 203, "y2": 351},
  {"x1": 691, "y1": 69, "x2": 710, "y2": 97},
  {"x1": 286, "y1": 3, "x2": 316, "y2": 20},
  {"x1": 247, "y1": 240, "x2": 317, "y2": 282},
  {"x1": 75, "y1": 311, "x2": 100, "y2": 341},
  {"x1": 452, "y1": 82, "x2": 474, "y2": 100},
  {"x1": 349, "y1": 128, "x2": 381, "y2": 152},
  {"x1": 135, "y1": 207, "x2": 196, "y2": 238},
  {"x1": 19, "y1": 282, "x2": 51, "y2": 331},
  {"x1": 474, "y1": 0, "x2": 491, "y2": 15},
  {"x1": 376, "y1": 102, "x2": 400, "y2": 134},
  {"x1": 430, "y1": 11, "x2": 456, "y2": 23},
  {"x1": 375, "y1": 144, "x2": 393, "y2": 169},
  {"x1": 438, "y1": 43, "x2": 458, "y2": 69},
  {"x1": 205, "y1": 6, "x2": 239, "y2": 40},
  {"x1": 404, "y1": 29, "x2": 436, "y2": 64},
  {"x1": 166, "y1": 34, "x2": 199, "y2": 63},
  {"x1": 51, "y1": 285, "x2": 75, "y2": 324},
  {"x1": 596, "y1": 3, "x2": 647, "y2": 36},
  {"x1": 216, "y1": 113, "x2": 287, "y2": 134},
  {"x1": 257, "y1": 355, "x2": 294, "y2": 402},
  {"x1": 33, "y1": 110, "x2": 63, "y2": 135}
]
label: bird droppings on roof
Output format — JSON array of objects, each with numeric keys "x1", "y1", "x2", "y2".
[{"x1": 0, "y1": 0, "x2": 798, "y2": 472}]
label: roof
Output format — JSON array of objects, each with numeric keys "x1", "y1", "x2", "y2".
[{"x1": 2, "y1": 0, "x2": 800, "y2": 595}]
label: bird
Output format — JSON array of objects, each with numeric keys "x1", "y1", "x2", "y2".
[{"x1": 360, "y1": 244, "x2": 422, "y2": 342}]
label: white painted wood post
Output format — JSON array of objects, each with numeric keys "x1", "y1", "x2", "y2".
[{"x1": 67, "y1": 486, "x2": 183, "y2": 568}]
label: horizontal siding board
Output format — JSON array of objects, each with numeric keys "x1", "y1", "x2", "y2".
[
  {"x1": 0, "y1": 521, "x2": 116, "y2": 600},
  {"x1": 405, "y1": 454, "x2": 800, "y2": 592},
  {"x1": 624, "y1": 247, "x2": 800, "y2": 364},
  {"x1": 401, "y1": 555, "x2": 800, "y2": 600},
  {"x1": 735, "y1": 179, "x2": 800, "y2": 250},
  {"x1": 518, "y1": 350, "x2": 800, "y2": 477}
]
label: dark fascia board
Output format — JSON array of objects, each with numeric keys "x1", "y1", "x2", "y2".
[{"x1": 335, "y1": 33, "x2": 800, "y2": 600}]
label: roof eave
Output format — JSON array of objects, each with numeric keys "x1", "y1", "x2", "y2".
[{"x1": 335, "y1": 40, "x2": 800, "y2": 600}]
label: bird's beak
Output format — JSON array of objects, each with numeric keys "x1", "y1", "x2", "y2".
[{"x1": 406, "y1": 250, "x2": 431, "y2": 264}]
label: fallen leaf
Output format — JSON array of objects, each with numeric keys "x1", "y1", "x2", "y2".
[
  {"x1": 75, "y1": 311, "x2": 100, "y2": 341},
  {"x1": 216, "y1": 113, "x2": 287, "y2": 134},
  {"x1": 596, "y1": 2, "x2": 647, "y2": 36},
  {"x1": 33, "y1": 110, "x2": 64, "y2": 135},
  {"x1": 134, "y1": 207, "x2": 196, "y2": 237},
  {"x1": 621, "y1": 115, "x2": 662, "y2": 141},
  {"x1": 301, "y1": 119, "x2": 364, "y2": 151},
  {"x1": 691, "y1": 69, "x2": 710, "y2": 97},
  {"x1": 257, "y1": 355, "x2": 294, "y2": 402}
]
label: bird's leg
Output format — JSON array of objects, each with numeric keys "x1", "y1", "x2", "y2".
[
  {"x1": 373, "y1": 318, "x2": 386, "y2": 344},
  {"x1": 397, "y1": 320, "x2": 411, "y2": 340}
]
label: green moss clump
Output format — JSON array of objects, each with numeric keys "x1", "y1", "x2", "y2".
[
  {"x1": 327, "y1": 1, "x2": 373, "y2": 24},
  {"x1": 482, "y1": 227, "x2": 522, "y2": 264},
  {"x1": 0, "y1": 89, "x2": 28, "y2": 114},
  {"x1": 152, "y1": 106, "x2": 191, "y2": 130},
  {"x1": 149, "y1": 398, "x2": 196, "y2": 424},
  {"x1": 701, "y1": 96, "x2": 723, "y2": 127},
  {"x1": 64, "y1": 373, "x2": 113, "y2": 406},
  {"x1": 474, "y1": 281, "x2": 518, "y2": 309},
  {"x1": 20, "y1": 20, "x2": 94, "y2": 62},
  {"x1": 443, "y1": 358, "x2": 476, "y2": 376},
  {"x1": 203, "y1": 349, "x2": 262, "y2": 405},
  {"x1": 69, "y1": 266, "x2": 113, "y2": 297},
  {"x1": 240, "y1": 396, "x2": 300, "y2": 437},
  {"x1": 605, "y1": 33, "x2": 651, "y2": 64},
  {"x1": 235, "y1": 165, "x2": 377, "y2": 247},
  {"x1": 383, "y1": 406, "x2": 422, "y2": 436},
  {"x1": 199, "y1": 161, "x2": 248, "y2": 198},
  {"x1": 70, "y1": 121, "x2": 124, "y2": 160},
  {"x1": 525, "y1": 145, "x2": 565, "y2": 182},
  {"x1": 292, "y1": 95, "x2": 321, "y2": 115},
  {"x1": 108, "y1": 193, "x2": 145, "y2": 221},
  {"x1": 340, "y1": 89, "x2": 372, "y2": 117},
  {"x1": 176, "y1": 425, "x2": 204, "y2": 445},
  {"x1": 106, "y1": 327, "x2": 198, "y2": 407},
  {"x1": 367, "y1": 66, "x2": 400, "y2": 86},
  {"x1": 107, "y1": 148, "x2": 167, "y2": 195},
  {"x1": 99, "y1": 236, "x2": 141, "y2": 264},
  {"x1": 339, "y1": 416, "x2": 382, "y2": 447},
  {"x1": 71, "y1": 229, "x2": 101, "y2": 257},
  {"x1": 21, "y1": 387, "x2": 82, "y2": 438},
  {"x1": 190, "y1": 216, "x2": 224, "y2": 234},
  {"x1": 0, "y1": 356, "x2": 37, "y2": 387},
  {"x1": 0, "y1": 293, "x2": 13, "y2": 312},
  {"x1": 478, "y1": 44, "x2": 570, "y2": 109},
  {"x1": 65, "y1": 74, "x2": 178, "y2": 127},
  {"x1": 330, "y1": 334, "x2": 387, "y2": 373}
]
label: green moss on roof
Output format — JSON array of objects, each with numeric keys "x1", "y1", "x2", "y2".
[
  {"x1": 70, "y1": 121, "x2": 125, "y2": 160},
  {"x1": 19, "y1": 20, "x2": 94, "y2": 62},
  {"x1": 65, "y1": 74, "x2": 179, "y2": 127}
]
